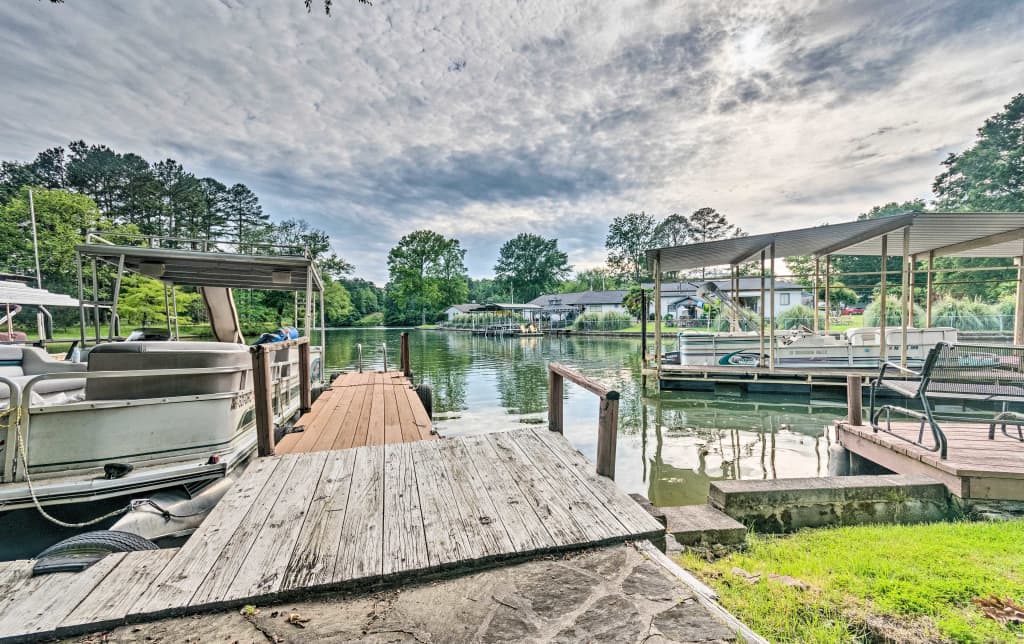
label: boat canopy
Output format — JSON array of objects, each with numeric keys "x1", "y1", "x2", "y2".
[
  {"x1": 0, "y1": 281, "x2": 81, "y2": 307},
  {"x1": 646, "y1": 212, "x2": 1024, "y2": 273}
]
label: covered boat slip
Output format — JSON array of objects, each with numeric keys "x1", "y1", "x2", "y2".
[
  {"x1": 645, "y1": 212, "x2": 1024, "y2": 389},
  {"x1": 0, "y1": 428, "x2": 664, "y2": 642}
]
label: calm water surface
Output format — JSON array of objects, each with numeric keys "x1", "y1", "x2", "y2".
[{"x1": 323, "y1": 328, "x2": 843, "y2": 506}]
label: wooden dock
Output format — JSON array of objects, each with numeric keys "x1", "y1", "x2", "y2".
[
  {"x1": 837, "y1": 421, "x2": 1024, "y2": 500},
  {"x1": 660, "y1": 363, "x2": 879, "y2": 394},
  {"x1": 276, "y1": 371, "x2": 433, "y2": 454},
  {"x1": 0, "y1": 428, "x2": 664, "y2": 642}
]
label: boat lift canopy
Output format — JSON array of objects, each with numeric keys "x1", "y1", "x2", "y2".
[
  {"x1": 74, "y1": 235, "x2": 325, "y2": 349},
  {"x1": 0, "y1": 280, "x2": 81, "y2": 308},
  {"x1": 643, "y1": 212, "x2": 1024, "y2": 379}
]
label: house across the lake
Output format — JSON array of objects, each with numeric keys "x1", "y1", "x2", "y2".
[
  {"x1": 528, "y1": 290, "x2": 630, "y2": 323},
  {"x1": 443, "y1": 302, "x2": 541, "y2": 322}
]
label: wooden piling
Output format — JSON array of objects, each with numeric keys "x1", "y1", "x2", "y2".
[
  {"x1": 400, "y1": 332, "x2": 412, "y2": 378},
  {"x1": 252, "y1": 346, "x2": 276, "y2": 457},
  {"x1": 847, "y1": 375, "x2": 862, "y2": 426},
  {"x1": 547, "y1": 362, "x2": 620, "y2": 479},
  {"x1": 548, "y1": 367, "x2": 564, "y2": 433},
  {"x1": 299, "y1": 339, "x2": 312, "y2": 413}
]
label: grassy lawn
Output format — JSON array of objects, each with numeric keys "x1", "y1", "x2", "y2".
[{"x1": 679, "y1": 521, "x2": 1024, "y2": 643}]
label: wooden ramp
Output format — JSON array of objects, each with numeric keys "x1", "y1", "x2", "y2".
[
  {"x1": 276, "y1": 371, "x2": 433, "y2": 454},
  {"x1": 837, "y1": 420, "x2": 1024, "y2": 500},
  {"x1": 0, "y1": 428, "x2": 663, "y2": 642}
]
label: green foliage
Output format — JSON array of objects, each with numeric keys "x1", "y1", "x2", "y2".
[
  {"x1": 776, "y1": 304, "x2": 824, "y2": 330},
  {"x1": 447, "y1": 312, "x2": 526, "y2": 329},
  {"x1": 559, "y1": 266, "x2": 628, "y2": 293},
  {"x1": 605, "y1": 211, "x2": 661, "y2": 282},
  {"x1": 621, "y1": 285, "x2": 649, "y2": 319},
  {"x1": 930, "y1": 298, "x2": 1003, "y2": 331},
  {"x1": 863, "y1": 295, "x2": 925, "y2": 327},
  {"x1": 118, "y1": 277, "x2": 200, "y2": 325},
  {"x1": 680, "y1": 521, "x2": 1024, "y2": 643},
  {"x1": 386, "y1": 230, "x2": 468, "y2": 325},
  {"x1": 572, "y1": 311, "x2": 632, "y2": 331},
  {"x1": 710, "y1": 308, "x2": 759, "y2": 332},
  {"x1": 353, "y1": 312, "x2": 384, "y2": 326},
  {"x1": 493, "y1": 233, "x2": 570, "y2": 303},
  {"x1": 689, "y1": 206, "x2": 743, "y2": 242}
]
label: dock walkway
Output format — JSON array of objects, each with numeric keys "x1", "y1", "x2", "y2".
[
  {"x1": 0, "y1": 428, "x2": 664, "y2": 642},
  {"x1": 276, "y1": 370, "x2": 432, "y2": 454},
  {"x1": 837, "y1": 420, "x2": 1024, "y2": 500}
]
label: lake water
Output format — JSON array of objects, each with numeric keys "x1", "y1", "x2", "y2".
[{"x1": 322, "y1": 328, "x2": 843, "y2": 506}]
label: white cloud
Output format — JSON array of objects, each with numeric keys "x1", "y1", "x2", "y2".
[{"x1": 1, "y1": 0, "x2": 1022, "y2": 283}]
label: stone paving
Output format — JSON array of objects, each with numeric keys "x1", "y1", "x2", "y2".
[{"x1": 60, "y1": 543, "x2": 743, "y2": 643}]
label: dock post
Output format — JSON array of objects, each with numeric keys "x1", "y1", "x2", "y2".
[
  {"x1": 847, "y1": 375, "x2": 862, "y2": 426},
  {"x1": 400, "y1": 332, "x2": 412, "y2": 377},
  {"x1": 1016, "y1": 255, "x2": 1024, "y2": 345},
  {"x1": 879, "y1": 235, "x2": 888, "y2": 360},
  {"x1": 597, "y1": 391, "x2": 620, "y2": 479},
  {"x1": 548, "y1": 367, "x2": 564, "y2": 433},
  {"x1": 299, "y1": 338, "x2": 312, "y2": 413},
  {"x1": 252, "y1": 346, "x2": 276, "y2": 457}
]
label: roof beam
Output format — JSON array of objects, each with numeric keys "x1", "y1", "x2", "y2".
[
  {"x1": 930, "y1": 227, "x2": 1024, "y2": 258},
  {"x1": 811, "y1": 213, "x2": 916, "y2": 257},
  {"x1": 727, "y1": 242, "x2": 772, "y2": 267}
]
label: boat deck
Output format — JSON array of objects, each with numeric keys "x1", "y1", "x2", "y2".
[
  {"x1": 0, "y1": 428, "x2": 664, "y2": 642},
  {"x1": 276, "y1": 370, "x2": 433, "y2": 454},
  {"x1": 836, "y1": 421, "x2": 1024, "y2": 500},
  {"x1": 659, "y1": 363, "x2": 878, "y2": 393}
]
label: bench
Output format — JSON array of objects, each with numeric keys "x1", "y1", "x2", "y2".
[{"x1": 869, "y1": 342, "x2": 1024, "y2": 459}]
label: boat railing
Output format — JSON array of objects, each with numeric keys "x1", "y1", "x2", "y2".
[
  {"x1": 356, "y1": 343, "x2": 364, "y2": 373},
  {"x1": 546, "y1": 362, "x2": 619, "y2": 480},
  {"x1": 84, "y1": 232, "x2": 312, "y2": 258},
  {"x1": 0, "y1": 376, "x2": 22, "y2": 483},
  {"x1": 11, "y1": 365, "x2": 252, "y2": 482}
]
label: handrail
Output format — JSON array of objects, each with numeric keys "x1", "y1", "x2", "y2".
[
  {"x1": 547, "y1": 362, "x2": 620, "y2": 479},
  {"x1": 356, "y1": 343, "x2": 364, "y2": 373},
  {"x1": 1, "y1": 376, "x2": 22, "y2": 483},
  {"x1": 381, "y1": 342, "x2": 388, "y2": 372}
]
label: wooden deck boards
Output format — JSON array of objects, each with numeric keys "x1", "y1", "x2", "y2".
[
  {"x1": 837, "y1": 421, "x2": 1024, "y2": 500},
  {"x1": 276, "y1": 371, "x2": 433, "y2": 455},
  {"x1": 0, "y1": 428, "x2": 663, "y2": 642}
]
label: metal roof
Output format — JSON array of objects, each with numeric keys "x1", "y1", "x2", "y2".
[
  {"x1": 0, "y1": 281, "x2": 81, "y2": 307},
  {"x1": 75, "y1": 244, "x2": 323, "y2": 292},
  {"x1": 646, "y1": 212, "x2": 1024, "y2": 272}
]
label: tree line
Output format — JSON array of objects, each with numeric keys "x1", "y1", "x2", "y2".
[{"x1": 0, "y1": 141, "x2": 384, "y2": 329}]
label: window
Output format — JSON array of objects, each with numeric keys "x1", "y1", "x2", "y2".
[{"x1": 780, "y1": 293, "x2": 791, "y2": 306}]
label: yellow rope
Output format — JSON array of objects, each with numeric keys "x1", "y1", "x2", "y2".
[{"x1": 5, "y1": 405, "x2": 129, "y2": 528}]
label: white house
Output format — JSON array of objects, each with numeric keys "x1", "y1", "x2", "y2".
[
  {"x1": 641, "y1": 278, "x2": 806, "y2": 320},
  {"x1": 527, "y1": 290, "x2": 629, "y2": 322},
  {"x1": 444, "y1": 303, "x2": 481, "y2": 321}
]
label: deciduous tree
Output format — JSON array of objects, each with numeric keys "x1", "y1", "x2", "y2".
[{"x1": 493, "y1": 233, "x2": 570, "y2": 302}]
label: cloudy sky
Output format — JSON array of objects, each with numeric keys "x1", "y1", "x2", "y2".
[{"x1": 2, "y1": 1, "x2": 1022, "y2": 283}]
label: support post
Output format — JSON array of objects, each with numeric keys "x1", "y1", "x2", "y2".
[
  {"x1": 76, "y1": 252, "x2": 86, "y2": 347},
  {"x1": 91, "y1": 259, "x2": 100, "y2": 343},
  {"x1": 847, "y1": 375, "x2": 862, "y2": 426},
  {"x1": 654, "y1": 254, "x2": 662, "y2": 384},
  {"x1": 298, "y1": 339, "x2": 312, "y2": 413},
  {"x1": 548, "y1": 368, "x2": 564, "y2": 433},
  {"x1": 900, "y1": 227, "x2": 910, "y2": 368},
  {"x1": 926, "y1": 251, "x2": 934, "y2": 328},
  {"x1": 769, "y1": 243, "x2": 776, "y2": 371},
  {"x1": 1016, "y1": 255, "x2": 1024, "y2": 346},
  {"x1": 252, "y1": 346, "x2": 276, "y2": 457},
  {"x1": 813, "y1": 256, "x2": 820, "y2": 333},
  {"x1": 824, "y1": 255, "x2": 831, "y2": 333},
  {"x1": 597, "y1": 394, "x2": 619, "y2": 480},
  {"x1": 759, "y1": 249, "x2": 766, "y2": 361},
  {"x1": 400, "y1": 331, "x2": 412, "y2": 377},
  {"x1": 879, "y1": 235, "x2": 888, "y2": 360},
  {"x1": 640, "y1": 288, "x2": 648, "y2": 357}
]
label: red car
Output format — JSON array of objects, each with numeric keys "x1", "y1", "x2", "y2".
[{"x1": 841, "y1": 305, "x2": 865, "y2": 315}]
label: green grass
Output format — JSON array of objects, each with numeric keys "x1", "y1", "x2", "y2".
[{"x1": 679, "y1": 521, "x2": 1024, "y2": 643}]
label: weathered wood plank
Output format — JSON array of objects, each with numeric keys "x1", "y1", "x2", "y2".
[
  {"x1": 411, "y1": 438, "x2": 477, "y2": 568},
  {"x1": 0, "y1": 559, "x2": 32, "y2": 598},
  {"x1": 394, "y1": 382, "x2": 420, "y2": 444},
  {"x1": 280, "y1": 381, "x2": 347, "y2": 454},
  {"x1": 383, "y1": 382, "x2": 403, "y2": 445},
  {"x1": 366, "y1": 377, "x2": 386, "y2": 446},
  {"x1": 334, "y1": 444, "x2": 385, "y2": 581},
  {"x1": 406, "y1": 383, "x2": 433, "y2": 439},
  {"x1": 187, "y1": 457, "x2": 300, "y2": 607},
  {"x1": 507, "y1": 429, "x2": 627, "y2": 541},
  {"x1": 432, "y1": 438, "x2": 514, "y2": 560},
  {"x1": 283, "y1": 449, "x2": 357, "y2": 590},
  {"x1": 61, "y1": 549, "x2": 178, "y2": 631},
  {"x1": 332, "y1": 381, "x2": 369, "y2": 450},
  {"x1": 484, "y1": 431, "x2": 591, "y2": 546},
  {"x1": 532, "y1": 428, "x2": 664, "y2": 536},
  {"x1": 311, "y1": 385, "x2": 357, "y2": 453},
  {"x1": 459, "y1": 434, "x2": 556, "y2": 552},
  {"x1": 223, "y1": 451, "x2": 330, "y2": 602},
  {"x1": 0, "y1": 552, "x2": 123, "y2": 639},
  {"x1": 131, "y1": 457, "x2": 283, "y2": 616},
  {"x1": 383, "y1": 442, "x2": 429, "y2": 575}
]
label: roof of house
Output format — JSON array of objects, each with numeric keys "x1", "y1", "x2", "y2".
[
  {"x1": 446, "y1": 303, "x2": 482, "y2": 313},
  {"x1": 528, "y1": 290, "x2": 629, "y2": 307}
]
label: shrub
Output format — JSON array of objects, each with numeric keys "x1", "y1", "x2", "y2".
[
  {"x1": 573, "y1": 311, "x2": 632, "y2": 331},
  {"x1": 776, "y1": 304, "x2": 825, "y2": 330},
  {"x1": 710, "y1": 309, "x2": 760, "y2": 332},
  {"x1": 355, "y1": 312, "x2": 384, "y2": 327},
  {"x1": 863, "y1": 295, "x2": 924, "y2": 327},
  {"x1": 930, "y1": 298, "x2": 1000, "y2": 331}
]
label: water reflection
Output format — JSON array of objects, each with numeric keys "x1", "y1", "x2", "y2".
[{"x1": 323, "y1": 328, "x2": 844, "y2": 505}]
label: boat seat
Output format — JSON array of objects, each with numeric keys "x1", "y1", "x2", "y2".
[
  {"x1": 85, "y1": 341, "x2": 251, "y2": 401},
  {"x1": 0, "y1": 345, "x2": 87, "y2": 403}
]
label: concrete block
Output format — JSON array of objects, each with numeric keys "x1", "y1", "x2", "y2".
[
  {"x1": 661, "y1": 504, "x2": 747, "y2": 546},
  {"x1": 709, "y1": 475, "x2": 950, "y2": 533}
]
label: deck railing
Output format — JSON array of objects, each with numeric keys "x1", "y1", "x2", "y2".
[
  {"x1": 252, "y1": 336, "x2": 311, "y2": 456},
  {"x1": 547, "y1": 362, "x2": 620, "y2": 479}
]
